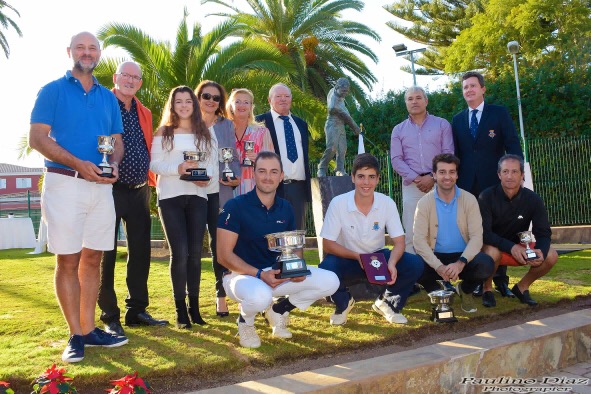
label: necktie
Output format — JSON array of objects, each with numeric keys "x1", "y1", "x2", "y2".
[
  {"x1": 279, "y1": 115, "x2": 298, "y2": 163},
  {"x1": 470, "y1": 109, "x2": 479, "y2": 139}
]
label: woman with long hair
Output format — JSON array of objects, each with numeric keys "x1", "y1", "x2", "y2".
[
  {"x1": 150, "y1": 86, "x2": 214, "y2": 328},
  {"x1": 195, "y1": 80, "x2": 240, "y2": 318},
  {"x1": 226, "y1": 88, "x2": 274, "y2": 195}
]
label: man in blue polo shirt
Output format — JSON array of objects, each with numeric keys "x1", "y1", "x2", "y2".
[
  {"x1": 413, "y1": 154, "x2": 494, "y2": 313},
  {"x1": 29, "y1": 31, "x2": 128, "y2": 363},
  {"x1": 217, "y1": 151, "x2": 339, "y2": 348}
]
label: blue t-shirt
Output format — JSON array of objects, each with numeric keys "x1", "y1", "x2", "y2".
[
  {"x1": 218, "y1": 189, "x2": 296, "y2": 269},
  {"x1": 30, "y1": 71, "x2": 124, "y2": 170},
  {"x1": 434, "y1": 186, "x2": 467, "y2": 253}
]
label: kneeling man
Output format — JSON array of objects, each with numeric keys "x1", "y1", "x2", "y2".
[
  {"x1": 217, "y1": 151, "x2": 339, "y2": 348},
  {"x1": 319, "y1": 153, "x2": 423, "y2": 325},
  {"x1": 479, "y1": 154, "x2": 558, "y2": 307},
  {"x1": 414, "y1": 154, "x2": 494, "y2": 312}
]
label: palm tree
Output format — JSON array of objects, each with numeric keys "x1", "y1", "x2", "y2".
[
  {"x1": 0, "y1": 1, "x2": 22, "y2": 58},
  {"x1": 202, "y1": 0, "x2": 380, "y2": 106},
  {"x1": 94, "y1": 8, "x2": 329, "y2": 133}
]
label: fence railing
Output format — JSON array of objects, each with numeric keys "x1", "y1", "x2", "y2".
[{"x1": 2, "y1": 136, "x2": 589, "y2": 240}]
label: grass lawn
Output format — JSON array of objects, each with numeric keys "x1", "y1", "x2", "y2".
[{"x1": 0, "y1": 247, "x2": 590, "y2": 392}]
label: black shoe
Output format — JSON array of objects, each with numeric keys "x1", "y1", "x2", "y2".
[
  {"x1": 472, "y1": 284, "x2": 483, "y2": 297},
  {"x1": 512, "y1": 285, "x2": 538, "y2": 306},
  {"x1": 216, "y1": 298, "x2": 229, "y2": 317},
  {"x1": 495, "y1": 282, "x2": 516, "y2": 298},
  {"x1": 175, "y1": 299, "x2": 192, "y2": 329},
  {"x1": 104, "y1": 320, "x2": 126, "y2": 336},
  {"x1": 188, "y1": 296, "x2": 207, "y2": 325},
  {"x1": 125, "y1": 312, "x2": 169, "y2": 327},
  {"x1": 482, "y1": 291, "x2": 496, "y2": 308}
]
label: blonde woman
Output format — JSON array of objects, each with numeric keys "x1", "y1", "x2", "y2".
[
  {"x1": 150, "y1": 86, "x2": 215, "y2": 328},
  {"x1": 226, "y1": 88, "x2": 274, "y2": 195}
]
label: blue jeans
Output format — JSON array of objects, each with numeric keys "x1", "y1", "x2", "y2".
[
  {"x1": 158, "y1": 195, "x2": 207, "y2": 300},
  {"x1": 319, "y1": 249, "x2": 424, "y2": 313}
]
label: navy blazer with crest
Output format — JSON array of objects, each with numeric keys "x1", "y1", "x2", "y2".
[
  {"x1": 255, "y1": 111, "x2": 312, "y2": 202},
  {"x1": 452, "y1": 103, "x2": 523, "y2": 194}
]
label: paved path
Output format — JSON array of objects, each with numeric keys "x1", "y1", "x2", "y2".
[{"x1": 502, "y1": 362, "x2": 591, "y2": 394}]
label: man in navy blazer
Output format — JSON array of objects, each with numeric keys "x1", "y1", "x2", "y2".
[
  {"x1": 452, "y1": 71, "x2": 524, "y2": 299},
  {"x1": 452, "y1": 71, "x2": 523, "y2": 197},
  {"x1": 255, "y1": 83, "x2": 311, "y2": 230}
]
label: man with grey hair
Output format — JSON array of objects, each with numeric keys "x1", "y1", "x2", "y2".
[
  {"x1": 255, "y1": 83, "x2": 311, "y2": 230},
  {"x1": 391, "y1": 86, "x2": 454, "y2": 253},
  {"x1": 318, "y1": 77, "x2": 361, "y2": 177},
  {"x1": 98, "y1": 61, "x2": 168, "y2": 338},
  {"x1": 29, "y1": 31, "x2": 128, "y2": 363}
]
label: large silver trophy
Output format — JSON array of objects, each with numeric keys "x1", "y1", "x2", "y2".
[
  {"x1": 518, "y1": 231, "x2": 538, "y2": 261},
  {"x1": 265, "y1": 230, "x2": 311, "y2": 279},
  {"x1": 180, "y1": 151, "x2": 209, "y2": 181},
  {"x1": 427, "y1": 289, "x2": 457, "y2": 323},
  {"x1": 219, "y1": 147, "x2": 237, "y2": 180},
  {"x1": 97, "y1": 135, "x2": 116, "y2": 178},
  {"x1": 243, "y1": 141, "x2": 255, "y2": 166}
]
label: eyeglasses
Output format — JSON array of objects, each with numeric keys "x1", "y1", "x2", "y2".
[
  {"x1": 200, "y1": 93, "x2": 221, "y2": 102},
  {"x1": 117, "y1": 72, "x2": 142, "y2": 82}
]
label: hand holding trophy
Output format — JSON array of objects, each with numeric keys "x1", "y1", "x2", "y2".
[
  {"x1": 180, "y1": 151, "x2": 210, "y2": 181},
  {"x1": 242, "y1": 141, "x2": 255, "y2": 166},
  {"x1": 97, "y1": 135, "x2": 116, "y2": 178},
  {"x1": 518, "y1": 231, "x2": 539, "y2": 261}
]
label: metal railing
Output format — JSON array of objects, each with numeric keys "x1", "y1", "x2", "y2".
[{"x1": 2, "y1": 136, "x2": 589, "y2": 239}]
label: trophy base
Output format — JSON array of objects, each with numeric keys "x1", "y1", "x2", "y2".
[
  {"x1": 525, "y1": 250, "x2": 538, "y2": 260},
  {"x1": 242, "y1": 160, "x2": 253, "y2": 167},
  {"x1": 431, "y1": 308, "x2": 458, "y2": 323},
  {"x1": 180, "y1": 169, "x2": 209, "y2": 182},
  {"x1": 222, "y1": 171, "x2": 237, "y2": 181},
  {"x1": 274, "y1": 257, "x2": 311, "y2": 279},
  {"x1": 98, "y1": 165, "x2": 115, "y2": 178}
]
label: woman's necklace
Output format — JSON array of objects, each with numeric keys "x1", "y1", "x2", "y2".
[{"x1": 235, "y1": 125, "x2": 248, "y2": 144}]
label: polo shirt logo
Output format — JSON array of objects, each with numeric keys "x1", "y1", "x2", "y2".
[
  {"x1": 225, "y1": 213, "x2": 231, "y2": 225},
  {"x1": 373, "y1": 222, "x2": 380, "y2": 231},
  {"x1": 276, "y1": 220, "x2": 285, "y2": 224},
  {"x1": 518, "y1": 215, "x2": 523, "y2": 219}
]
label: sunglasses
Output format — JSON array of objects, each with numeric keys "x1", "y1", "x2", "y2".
[{"x1": 200, "y1": 93, "x2": 221, "y2": 102}]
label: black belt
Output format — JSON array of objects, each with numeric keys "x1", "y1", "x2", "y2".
[
  {"x1": 45, "y1": 167, "x2": 85, "y2": 179},
  {"x1": 114, "y1": 181, "x2": 147, "y2": 190},
  {"x1": 283, "y1": 179, "x2": 305, "y2": 184},
  {"x1": 419, "y1": 172, "x2": 432, "y2": 177}
]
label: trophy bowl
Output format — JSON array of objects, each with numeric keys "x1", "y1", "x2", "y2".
[
  {"x1": 97, "y1": 135, "x2": 116, "y2": 178},
  {"x1": 265, "y1": 230, "x2": 311, "y2": 279},
  {"x1": 180, "y1": 151, "x2": 210, "y2": 181},
  {"x1": 427, "y1": 290, "x2": 458, "y2": 323},
  {"x1": 243, "y1": 141, "x2": 255, "y2": 166}
]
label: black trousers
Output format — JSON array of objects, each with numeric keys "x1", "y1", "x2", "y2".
[
  {"x1": 281, "y1": 181, "x2": 308, "y2": 231},
  {"x1": 417, "y1": 251, "x2": 494, "y2": 294},
  {"x1": 206, "y1": 192, "x2": 227, "y2": 298},
  {"x1": 158, "y1": 195, "x2": 207, "y2": 300},
  {"x1": 99, "y1": 183, "x2": 152, "y2": 323}
]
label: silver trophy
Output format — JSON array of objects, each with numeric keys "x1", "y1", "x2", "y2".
[
  {"x1": 97, "y1": 135, "x2": 116, "y2": 178},
  {"x1": 427, "y1": 289, "x2": 457, "y2": 323},
  {"x1": 180, "y1": 151, "x2": 209, "y2": 181},
  {"x1": 219, "y1": 147, "x2": 237, "y2": 180},
  {"x1": 518, "y1": 231, "x2": 538, "y2": 260},
  {"x1": 243, "y1": 140, "x2": 255, "y2": 166},
  {"x1": 265, "y1": 230, "x2": 311, "y2": 279}
]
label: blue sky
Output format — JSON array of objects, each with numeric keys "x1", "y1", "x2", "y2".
[{"x1": 0, "y1": 0, "x2": 447, "y2": 168}]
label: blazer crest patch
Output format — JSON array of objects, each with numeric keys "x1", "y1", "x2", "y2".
[{"x1": 488, "y1": 130, "x2": 496, "y2": 138}]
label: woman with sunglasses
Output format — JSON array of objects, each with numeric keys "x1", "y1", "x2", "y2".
[
  {"x1": 150, "y1": 86, "x2": 215, "y2": 328},
  {"x1": 195, "y1": 80, "x2": 240, "y2": 318},
  {"x1": 226, "y1": 88, "x2": 274, "y2": 195}
]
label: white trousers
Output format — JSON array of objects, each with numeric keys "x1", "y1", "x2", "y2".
[
  {"x1": 223, "y1": 267, "x2": 339, "y2": 326},
  {"x1": 402, "y1": 182, "x2": 430, "y2": 254}
]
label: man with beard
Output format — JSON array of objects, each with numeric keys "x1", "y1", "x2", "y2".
[{"x1": 29, "y1": 32, "x2": 128, "y2": 363}]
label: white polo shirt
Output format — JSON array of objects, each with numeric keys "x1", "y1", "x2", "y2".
[{"x1": 320, "y1": 190, "x2": 405, "y2": 254}]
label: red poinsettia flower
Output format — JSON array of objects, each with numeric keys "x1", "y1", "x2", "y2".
[
  {"x1": 0, "y1": 381, "x2": 14, "y2": 394},
  {"x1": 33, "y1": 364, "x2": 77, "y2": 394},
  {"x1": 107, "y1": 372, "x2": 151, "y2": 394}
]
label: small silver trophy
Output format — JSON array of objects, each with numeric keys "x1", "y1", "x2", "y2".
[
  {"x1": 265, "y1": 230, "x2": 311, "y2": 279},
  {"x1": 97, "y1": 135, "x2": 116, "y2": 178},
  {"x1": 427, "y1": 289, "x2": 457, "y2": 323},
  {"x1": 219, "y1": 147, "x2": 237, "y2": 180},
  {"x1": 180, "y1": 151, "x2": 209, "y2": 181},
  {"x1": 243, "y1": 140, "x2": 255, "y2": 166},
  {"x1": 518, "y1": 231, "x2": 538, "y2": 260}
]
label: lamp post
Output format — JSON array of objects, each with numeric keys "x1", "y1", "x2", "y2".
[
  {"x1": 507, "y1": 40, "x2": 533, "y2": 190},
  {"x1": 392, "y1": 44, "x2": 426, "y2": 86}
]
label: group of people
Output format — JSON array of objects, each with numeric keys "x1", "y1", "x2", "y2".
[{"x1": 29, "y1": 31, "x2": 558, "y2": 363}]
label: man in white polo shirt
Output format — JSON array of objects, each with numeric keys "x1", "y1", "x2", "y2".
[{"x1": 318, "y1": 153, "x2": 424, "y2": 325}]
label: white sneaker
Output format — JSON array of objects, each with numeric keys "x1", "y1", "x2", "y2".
[
  {"x1": 237, "y1": 319, "x2": 261, "y2": 348},
  {"x1": 264, "y1": 306, "x2": 292, "y2": 338},
  {"x1": 372, "y1": 298, "x2": 408, "y2": 324},
  {"x1": 330, "y1": 297, "x2": 355, "y2": 326}
]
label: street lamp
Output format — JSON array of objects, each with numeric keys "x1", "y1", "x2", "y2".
[
  {"x1": 392, "y1": 44, "x2": 426, "y2": 86},
  {"x1": 507, "y1": 40, "x2": 533, "y2": 190}
]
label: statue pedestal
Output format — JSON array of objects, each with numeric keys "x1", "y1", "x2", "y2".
[{"x1": 311, "y1": 176, "x2": 383, "y2": 300}]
